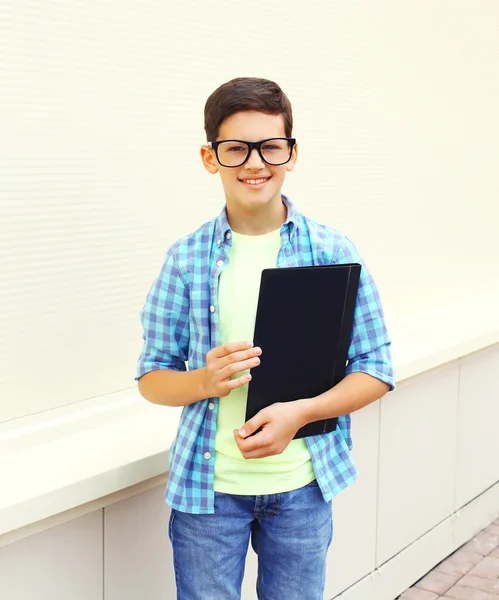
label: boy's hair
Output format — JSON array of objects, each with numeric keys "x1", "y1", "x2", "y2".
[{"x1": 204, "y1": 77, "x2": 293, "y2": 142}]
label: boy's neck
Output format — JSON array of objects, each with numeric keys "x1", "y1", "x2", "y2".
[{"x1": 226, "y1": 195, "x2": 287, "y2": 236}]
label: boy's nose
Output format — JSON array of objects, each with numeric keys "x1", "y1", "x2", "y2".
[{"x1": 244, "y1": 148, "x2": 265, "y2": 169}]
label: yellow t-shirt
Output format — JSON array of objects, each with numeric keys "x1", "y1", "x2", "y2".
[{"x1": 214, "y1": 228, "x2": 315, "y2": 495}]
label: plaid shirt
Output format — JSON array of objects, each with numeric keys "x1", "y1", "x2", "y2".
[{"x1": 137, "y1": 196, "x2": 394, "y2": 514}]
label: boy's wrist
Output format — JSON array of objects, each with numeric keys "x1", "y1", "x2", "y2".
[
  {"x1": 292, "y1": 398, "x2": 319, "y2": 429},
  {"x1": 294, "y1": 394, "x2": 336, "y2": 426},
  {"x1": 195, "y1": 367, "x2": 210, "y2": 400}
]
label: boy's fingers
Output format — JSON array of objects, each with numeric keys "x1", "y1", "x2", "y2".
[
  {"x1": 220, "y1": 356, "x2": 260, "y2": 380},
  {"x1": 234, "y1": 429, "x2": 268, "y2": 453},
  {"x1": 211, "y1": 341, "x2": 253, "y2": 358},
  {"x1": 236, "y1": 411, "x2": 266, "y2": 440},
  {"x1": 226, "y1": 373, "x2": 252, "y2": 391},
  {"x1": 236, "y1": 410, "x2": 268, "y2": 442},
  {"x1": 219, "y1": 346, "x2": 261, "y2": 368},
  {"x1": 238, "y1": 447, "x2": 270, "y2": 460}
]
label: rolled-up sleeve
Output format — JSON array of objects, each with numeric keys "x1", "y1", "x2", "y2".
[
  {"x1": 336, "y1": 235, "x2": 395, "y2": 390},
  {"x1": 136, "y1": 247, "x2": 190, "y2": 380}
]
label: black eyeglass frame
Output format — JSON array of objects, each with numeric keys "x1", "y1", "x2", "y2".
[{"x1": 209, "y1": 137, "x2": 297, "y2": 168}]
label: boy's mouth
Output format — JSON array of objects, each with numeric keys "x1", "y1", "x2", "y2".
[{"x1": 238, "y1": 176, "x2": 272, "y2": 188}]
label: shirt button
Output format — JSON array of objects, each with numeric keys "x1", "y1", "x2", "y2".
[
  {"x1": 216, "y1": 239, "x2": 221, "y2": 246},
  {"x1": 226, "y1": 232, "x2": 231, "y2": 240},
  {"x1": 209, "y1": 305, "x2": 215, "y2": 313},
  {"x1": 208, "y1": 402, "x2": 215, "y2": 410},
  {"x1": 204, "y1": 452, "x2": 211, "y2": 460},
  {"x1": 216, "y1": 259, "x2": 224, "y2": 267}
]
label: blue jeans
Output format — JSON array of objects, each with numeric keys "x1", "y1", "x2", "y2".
[{"x1": 168, "y1": 480, "x2": 333, "y2": 600}]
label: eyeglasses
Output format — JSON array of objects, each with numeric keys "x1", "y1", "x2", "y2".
[{"x1": 209, "y1": 137, "x2": 296, "y2": 168}]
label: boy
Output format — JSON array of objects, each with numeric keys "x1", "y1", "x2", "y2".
[{"x1": 137, "y1": 77, "x2": 394, "y2": 600}]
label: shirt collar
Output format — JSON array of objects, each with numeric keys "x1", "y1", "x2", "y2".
[{"x1": 214, "y1": 194, "x2": 298, "y2": 247}]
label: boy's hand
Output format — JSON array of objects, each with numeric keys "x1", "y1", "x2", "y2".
[
  {"x1": 233, "y1": 400, "x2": 307, "y2": 459},
  {"x1": 201, "y1": 341, "x2": 262, "y2": 399}
]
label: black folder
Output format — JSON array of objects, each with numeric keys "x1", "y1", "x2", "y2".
[{"x1": 245, "y1": 263, "x2": 361, "y2": 439}]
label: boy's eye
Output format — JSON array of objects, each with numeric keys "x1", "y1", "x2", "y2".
[
  {"x1": 227, "y1": 146, "x2": 246, "y2": 152},
  {"x1": 262, "y1": 143, "x2": 283, "y2": 151}
]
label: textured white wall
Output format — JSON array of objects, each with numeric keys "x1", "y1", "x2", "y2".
[{"x1": 1, "y1": 1, "x2": 498, "y2": 421}]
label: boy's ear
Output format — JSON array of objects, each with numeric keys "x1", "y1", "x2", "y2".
[
  {"x1": 286, "y1": 141, "x2": 298, "y2": 172},
  {"x1": 200, "y1": 145, "x2": 219, "y2": 174}
]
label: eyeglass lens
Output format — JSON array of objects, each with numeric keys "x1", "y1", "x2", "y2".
[{"x1": 216, "y1": 139, "x2": 292, "y2": 167}]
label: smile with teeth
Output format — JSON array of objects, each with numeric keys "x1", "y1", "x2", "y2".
[{"x1": 239, "y1": 177, "x2": 271, "y2": 185}]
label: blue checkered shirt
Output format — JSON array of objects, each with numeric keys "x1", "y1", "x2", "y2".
[{"x1": 137, "y1": 196, "x2": 394, "y2": 513}]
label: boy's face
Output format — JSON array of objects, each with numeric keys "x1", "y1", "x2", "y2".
[{"x1": 201, "y1": 111, "x2": 297, "y2": 214}]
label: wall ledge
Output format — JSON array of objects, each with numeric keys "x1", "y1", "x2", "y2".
[{"x1": 1, "y1": 289, "x2": 498, "y2": 542}]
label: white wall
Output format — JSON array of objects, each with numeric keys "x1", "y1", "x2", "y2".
[
  {"x1": 1, "y1": 0, "x2": 499, "y2": 422},
  {"x1": 1, "y1": 344, "x2": 498, "y2": 600},
  {"x1": 0, "y1": 511, "x2": 103, "y2": 600}
]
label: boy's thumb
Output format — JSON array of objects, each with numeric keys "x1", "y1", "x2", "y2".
[{"x1": 237, "y1": 413, "x2": 264, "y2": 438}]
